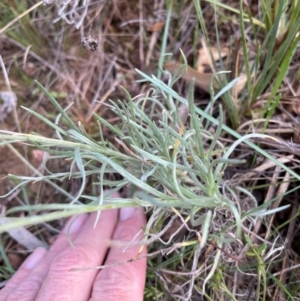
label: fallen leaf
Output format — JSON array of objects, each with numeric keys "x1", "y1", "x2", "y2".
[
  {"x1": 197, "y1": 39, "x2": 229, "y2": 73},
  {"x1": 147, "y1": 21, "x2": 165, "y2": 32},
  {"x1": 165, "y1": 61, "x2": 248, "y2": 97},
  {"x1": 164, "y1": 61, "x2": 218, "y2": 93},
  {"x1": 232, "y1": 73, "x2": 248, "y2": 105}
]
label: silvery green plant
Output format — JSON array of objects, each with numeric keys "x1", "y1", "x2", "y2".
[{"x1": 0, "y1": 68, "x2": 294, "y2": 296}]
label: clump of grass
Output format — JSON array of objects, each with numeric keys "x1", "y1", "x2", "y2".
[
  {"x1": 193, "y1": 0, "x2": 300, "y2": 129},
  {"x1": 0, "y1": 1, "x2": 46, "y2": 53}
]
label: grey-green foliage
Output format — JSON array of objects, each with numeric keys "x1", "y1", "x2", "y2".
[{"x1": 0, "y1": 73, "x2": 242, "y2": 234}]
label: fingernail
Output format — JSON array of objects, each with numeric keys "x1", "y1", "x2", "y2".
[
  {"x1": 24, "y1": 247, "x2": 47, "y2": 270},
  {"x1": 63, "y1": 214, "x2": 87, "y2": 234},
  {"x1": 119, "y1": 207, "x2": 136, "y2": 221}
]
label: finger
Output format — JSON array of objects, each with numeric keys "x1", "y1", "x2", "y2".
[
  {"x1": 90, "y1": 207, "x2": 147, "y2": 301},
  {"x1": 2, "y1": 213, "x2": 89, "y2": 301},
  {"x1": 0, "y1": 247, "x2": 46, "y2": 301},
  {"x1": 35, "y1": 208, "x2": 119, "y2": 301}
]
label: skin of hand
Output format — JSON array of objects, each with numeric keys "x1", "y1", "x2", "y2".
[{"x1": 0, "y1": 194, "x2": 147, "y2": 301}]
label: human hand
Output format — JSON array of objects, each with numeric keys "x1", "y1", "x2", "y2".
[{"x1": 0, "y1": 196, "x2": 147, "y2": 301}]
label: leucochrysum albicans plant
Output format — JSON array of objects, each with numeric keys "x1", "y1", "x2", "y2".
[{"x1": 0, "y1": 65, "x2": 294, "y2": 296}]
